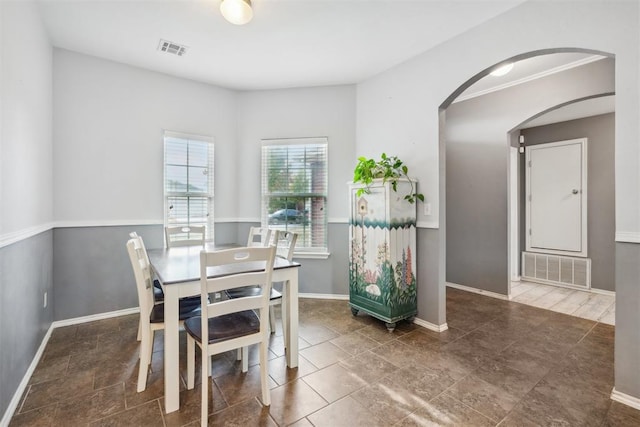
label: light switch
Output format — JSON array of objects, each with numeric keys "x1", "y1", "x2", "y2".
[{"x1": 423, "y1": 203, "x2": 431, "y2": 216}]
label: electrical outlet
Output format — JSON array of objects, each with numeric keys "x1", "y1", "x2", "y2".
[
  {"x1": 423, "y1": 202, "x2": 432, "y2": 216},
  {"x1": 43, "y1": 291, "x2": 47, "y2": 308}
]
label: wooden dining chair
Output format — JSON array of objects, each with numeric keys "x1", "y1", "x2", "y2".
[
  {"x1": 165, "y1": 225, "x2": 206, "y2": 248},
  {"x1": 126, "y1": 237, "x2": 201, "y2": 392},
  {"x1": 185, "y1": 246, "x2": 276, "y2": 426}
]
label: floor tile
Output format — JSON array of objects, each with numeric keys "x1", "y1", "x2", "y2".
[
  {"x1": 299, "y1": 341, "x2": 350, "y2": 369},
  {"x1": 266, "y1": 378, "x2": 328, "y2": 425},
  {"x1": 397, "y1": 394, "x2": 494, "y2": 426},
  {"x1": 10, "y1": 294, "x2": 640, "y2": 427},
  {"x1": 445, "y1": 374, "x2": 520, "y2": 422},
  {"x1": 307, "y1": 396, "x2": 386, "y2": 427},
  {"x1": 302, "y1": 364, "x2": 367, "y2": 403}
]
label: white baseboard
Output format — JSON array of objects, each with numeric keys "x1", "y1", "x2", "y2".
[
  {"x1": 413, "y1": 318, "x2": 448, "y2": 332},
  {"x1": 51, "y1": 307, "x2": 140, "y2": 328},
  {"x1": 299, "y1": 293, "x2": 349, "y2": 300},
  {"x1": 590, "y1": 288, "x2": 616, "y2": 297},
  {"x1": 611, "y1": 388, "x2": 640, "y2": 411},
  {"x1": 446, "y1": 282, "x2": 511, "y2": 300},
  {"x1": 1, "y1": 324, "x2": 54, "y2": 427}
]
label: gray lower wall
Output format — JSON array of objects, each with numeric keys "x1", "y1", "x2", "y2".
[
  {"x1": 50, "y1": 222, "x2": 447, "y2": 326},
  {"x1": 52, "y1": 222, "x2": 352, "y2": 321},
  {"x1": 520, "y1": 113, "x2": 615, "y2": 291},
  {"x1": 417, "y1": 228, "x2": 446, "y2": 326},
  {"x1": 0, "y1": 231, "x2": 54, "y2": 418},
  {"x1": 614, "y1": 242, "x2": 640, "y2": 398},
  {"x1": 445, "y1": 142, "x2": 509, "y2": 294}
]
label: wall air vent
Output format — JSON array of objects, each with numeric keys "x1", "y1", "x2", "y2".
[
  {"x1": 158, "y1": 39, "x2": 188, "y2": 57},
  {"x1": 522, "y1": 251, "x2": 591, "y2": 289}
]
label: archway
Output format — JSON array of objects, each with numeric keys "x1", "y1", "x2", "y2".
[{"x1": 438, "y1": 48, "x2": 615, "y2": 323}]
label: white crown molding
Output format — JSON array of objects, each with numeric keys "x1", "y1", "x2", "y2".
[
  {"x1": 413, "y1": 317, "x2": 448, "y2": 332},
  {"x1": 455, "y1": 55, "x2": 605, "y2": 103},
  {"x1": 611, "y1": 388, "x2": 640, "y2": 411},
  {"x1": 447, "y1": 281, "x2": 511, "y2": 300},
  {"x1": 0, "y1": 222, "x2": 56, "y2": 249},
  {"x1": 1, "y1": 325, "x2": 53, "y2": 426},
  {"x1": 615, "y1": 232, "x2": 640, "y2": 244}
]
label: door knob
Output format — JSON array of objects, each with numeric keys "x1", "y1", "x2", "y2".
[{"x1": 572, "y1": 189, "x2": 579, "y2": 194}]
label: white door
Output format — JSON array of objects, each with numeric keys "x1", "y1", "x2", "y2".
[{"x1": 526, "y1": 138, "x2": 587, "y2": 256}]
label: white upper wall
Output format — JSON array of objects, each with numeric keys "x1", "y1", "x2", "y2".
[
  {"x1": 236, "y1": 86, "x2": 356, "y2": 222},
  {"x1": 357, "y1": 0, "x2": 639, "y2": 236},
  {"x1": 52, "y1": 50, "x2": 356, "y2": 225},
  {"x1": 0, "y1": 1, "x2": 53, "y2": 237},
  {"x1": 52, "y1": 49, "x2": 237, "y2": 224}
]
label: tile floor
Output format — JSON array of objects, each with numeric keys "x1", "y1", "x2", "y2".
[
  {"x1": 10, "y1": 288, "x2": 640, "y2": 426},
  {"x1": 511, "y1": 281, "x2": 616, "y2": 325}
]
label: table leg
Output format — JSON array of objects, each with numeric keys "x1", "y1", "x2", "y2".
[
  {"x1": 284, "y1": 271, "x2": 299, "y2": 368},
  {"x1": 164, "y1": 285, "x2": 180, "y2": 413}
]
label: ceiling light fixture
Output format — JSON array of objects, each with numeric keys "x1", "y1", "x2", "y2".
[
  {"x1": 490, "y1": 62, "x2": 514, "y2": 77},
  {"x1": 220, "y1": 0, "x2": 253, "y2": 25}
]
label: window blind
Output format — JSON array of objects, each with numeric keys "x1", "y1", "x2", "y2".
[
  {"x1": 261, "y1": 137, "x2": 328, "y2": 252},
  {"x1": 164, "y1": 131, "x2": 214, "y2": 240}
]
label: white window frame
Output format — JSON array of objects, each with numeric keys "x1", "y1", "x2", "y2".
[
  {"x1": 163, "y1": 130, "x2": 214, "y2": 241},
  {"x1": 261, "y1": 137, "x2": 329, "y2": 257}
]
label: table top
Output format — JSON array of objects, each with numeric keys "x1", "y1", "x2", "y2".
[{"x1": 148, "y1": 243, "x2": 300, "y2": 285}]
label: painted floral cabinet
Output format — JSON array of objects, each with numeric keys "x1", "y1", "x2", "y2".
[{"x1": 348, "y1": 179, "x2": 417, "y2": 331}]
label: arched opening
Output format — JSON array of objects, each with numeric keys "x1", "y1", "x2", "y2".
[{"x1": 438, "y1": 49, "x2": 615, "y2": 325}]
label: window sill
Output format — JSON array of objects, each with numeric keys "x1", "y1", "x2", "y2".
[{"x1": 293, "y1": 252, "x2": 330, "y2": 260}]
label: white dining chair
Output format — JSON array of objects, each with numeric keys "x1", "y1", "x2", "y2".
[
  {"x1": 165, "y1": 225, "x2": 206, "y2": 248},
  {"x1": 246, "y1": 226, "x2": 272, "y2": 247},
  {"x1": 126, "y1": 237, "x2": 200, "y2": 392},
  {"x1": 185, "y1": 246, "x2": 276, "y2": 427}
]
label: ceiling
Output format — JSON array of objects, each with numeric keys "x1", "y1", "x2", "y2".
[
  {"x1": 36, "y1": 0, "x2": 615, "y2": 123},
  {"x1": 37, "y1": 0, "x2": 527, "y2": 91}
]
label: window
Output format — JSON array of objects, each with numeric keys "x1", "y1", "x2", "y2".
[
  {"x1": 261, "y1": 137, "x2": 328, "y2": 254},
  {"x1": 164, "y1": 131, "x2": 214, "y2": 240}
]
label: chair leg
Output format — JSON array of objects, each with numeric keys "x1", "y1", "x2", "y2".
[
  {"x1": 136, "y1": 317, "x2": 142, "y2": 341},
  {"x1": 201, "y1": 345, "x2": 209, "y2": 427},
  {"x1": 269, "y1": 306, "x2": 276, "y2": 334},
  {"x1": 187, "y1": 335, "x2": 195, "y2": 390},
  {"x1": 259, "y1": 339, "x2": 270, "y2": 406},
  {"x1": 281, "y1": 294, "x2": 288, "y2": 354},
  {"x1": 241, "y1": 346, "x2": 249, "y2": 373},
  {"x1": 137, "y1": 326, "x2": 151, "y2": 392}
]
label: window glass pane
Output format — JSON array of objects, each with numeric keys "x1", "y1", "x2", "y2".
[
  {"x1": 188, "y1": 166, "x2": 209, "y2": 193},
  {"x1": 164, "y1": 132, "x2": 214, "y2": 240},
  {"x1": 166, "y1": 165, "x2": 187, "y2": 192},
  {"x1": 262, "y1": 138, "x2": 328, "y2": 252},
  {"x1": 188, "y1": 141, "x2": 209, "y2": 167},
  {"x1": 165, "y1": 138, "x2": 188, "y2": 165}
]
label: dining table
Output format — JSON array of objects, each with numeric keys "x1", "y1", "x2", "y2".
[{"x1": 147, "y1": 243, "x2": 301, "y2": 414}]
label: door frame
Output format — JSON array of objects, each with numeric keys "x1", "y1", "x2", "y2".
[{"x1": 525, "y1": 137, "x2": 588, "y2": 257}]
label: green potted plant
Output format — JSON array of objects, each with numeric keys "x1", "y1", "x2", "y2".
[{"x1": 353, "y1": 153, "x2": 424, "y2": 203}]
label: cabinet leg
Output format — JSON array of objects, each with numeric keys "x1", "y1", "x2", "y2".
[
  {"x1": 350, "y1": 307, "x2": 359, "y2": 317},
  {"x1": 385, "y1": 322, "x2": 396, "y2": 332}
]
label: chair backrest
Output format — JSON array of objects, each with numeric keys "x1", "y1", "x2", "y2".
[
  {"x1": 247, "y1": 227, "x2": 274, "y2": 247},
  {"x1": 126, "y1": 238, "x2": 155, "y2": 320},
  {"x1": 275, "y1": 231, "x2": 297, "y2": 261},
  {"x1": 199, "y1": 246, "x2": 277, "y2": 339},
  {"x1": 165, "y1": 225, "x2": 206, "y2": 248}
]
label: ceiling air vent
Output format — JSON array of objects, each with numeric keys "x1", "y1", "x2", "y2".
[{"x1": 158, "y1": 39, "x2": 188, "y2": 57}]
